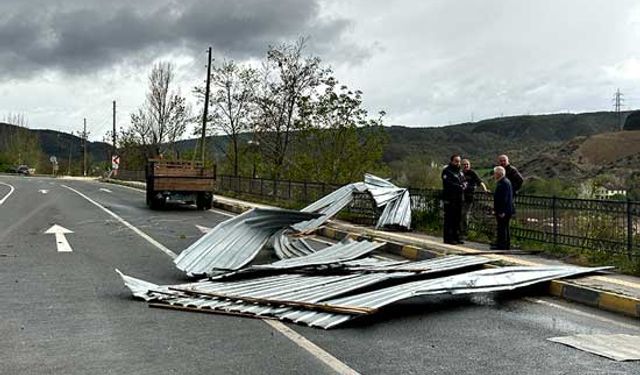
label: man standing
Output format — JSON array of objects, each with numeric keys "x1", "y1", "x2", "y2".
[
  {"x1": 492, "y1": 166, "x2": 515, "y2": 250},
  {"x1": 497, "y1": 154, "x2": 524, "y2": 194},
  {"x1": 461, "y1": 158, "x2": 488, "y2": 239},
  {"x1": 442, "y1": 154, "x2": 466, "y2": 244}
]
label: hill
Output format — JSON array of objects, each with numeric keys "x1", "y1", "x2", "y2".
[
  {"x1": 519, "y1": 130, "x2": 640, "y2": 183},
  {"x1": 0, "y1": 122, "x2": 112, "y2": 172}
]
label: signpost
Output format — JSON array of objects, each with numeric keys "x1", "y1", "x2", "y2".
[
  {"x1": 50, "y1": 156, "x2": 59, "y2": 177},
  {"x1": 111, "y1": 155, "x2": 120, "y2": 177}
]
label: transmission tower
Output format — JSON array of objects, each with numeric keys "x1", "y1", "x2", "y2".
[{"x1": 613, "y1": 89, "x2": 624, "y2": 130}]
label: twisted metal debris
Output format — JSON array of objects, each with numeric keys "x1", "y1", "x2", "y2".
[{"x1": 173, "y1": 208, "x2": 320, "y2": 276}]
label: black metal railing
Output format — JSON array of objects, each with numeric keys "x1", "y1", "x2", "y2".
[{"x1": 216, "y1": 174, "x2": 640, "y2": 260}]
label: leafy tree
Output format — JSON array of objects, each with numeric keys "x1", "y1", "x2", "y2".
[
  {"x1": 195, "y1": 60, "x2": 258, "y2": 176},
  {"x1": 254, "y1": 37, "x2": 330, "y2": 179},
  {"x1": 128, "y1": 62, "x2": 191, "y2": 158},
  {"x1": 294, "y1": 77, "x2": 387, "y2": 184}
]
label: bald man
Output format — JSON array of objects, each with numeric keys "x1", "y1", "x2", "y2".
[{"x1": 497, "y1": 154, "x2": 523, "y2": 194}]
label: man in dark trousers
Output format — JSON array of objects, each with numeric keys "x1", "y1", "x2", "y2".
[
  {"x1": 441, "y1": 154, "x2": 466, "y2": 244},
  {"x1": 492, "y1": 166, "x2": 515, "y2": 250},
  {"x1": 461, "y1": 158, "x2": 488, "y2": 239},
  {"x1": 497, "y1": 154, "x2": 523, "y2": 194}
]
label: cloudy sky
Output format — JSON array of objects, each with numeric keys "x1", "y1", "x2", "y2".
[{"x1": 1, "y1": 0, "x2": 640, "y2": 140}]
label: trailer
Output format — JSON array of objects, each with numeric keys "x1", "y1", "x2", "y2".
[{"x1": 145, "y1": 159, "x2": 215, "y2": 210}]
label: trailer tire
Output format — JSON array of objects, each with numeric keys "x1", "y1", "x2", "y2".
[{"x1": 196, "y1": 192, "x2": 212, "y2": 211}]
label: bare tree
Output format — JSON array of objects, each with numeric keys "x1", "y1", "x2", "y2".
[
  {"x1": 255, "y1": 37, "x2": 329, "y2": 179},
  {"x1": 195, "y1": 60, "x2": 258, "y2": 176},
  {"x1": 129, "y1": 62, "x2": 190, "y2": 158}
]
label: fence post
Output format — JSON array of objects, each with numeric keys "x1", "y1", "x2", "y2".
[
  {"x1": 288, "y1": 180, "x2": 292, "y2": 200},
  {"x1": 303, "y1": 181, "x2": 308, "y2": 203},
  {"x1": 322, "y1": 183, "x2": 326, "y2": 196},
  {"x1": 552, "y1": 195, "x2": 558, "y2": 247},
  {"x1": 627, "y1": 198, "x2": 633, "y2": 260},
  {"x1": 260, "y1": 178, "x2": 264, "y2": 197},
  {"x1": 273, "y1": 179, "x2": 278, "y2": 199}
]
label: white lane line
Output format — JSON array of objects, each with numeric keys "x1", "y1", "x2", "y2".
[
  {"x1": 208, "y1": 208, "x2": 235, "y2": 217},
  {"x1": 525, "y1": 297, "x2": 640, "y2": 332},
  {"x1": 61, "y1": 184, "x2": 177, "y2": 259},
  {"x1": 39, "y1": 189, "x2": 49, "y2": 194},
  {"x1": 0, "y1": 182, "x2": 15, "y2": 205},
  {"x1": 69, "y1": 182, "x2": 357, "y2": 374},
  {"x1": 264, "y1": 320, "x2": 360, "y2": 375},
  {"x1": 99, "y1": 188, "x2": 113, "y2": 193}
]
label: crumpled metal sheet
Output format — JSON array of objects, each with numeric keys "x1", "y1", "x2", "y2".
[
  {"x1": 364, "y1": 173, "x2": 411, "y2": 229},
  {"x1": 291, "y1": 182, "x2": 367, "y2": 234},
  {"x1": 173, "y1": 208, "x2": 320, "y2": 276},
  {"x1": 253, "y1": 238, "x2": 386, "y2": 270},
  {"x1": 289, "y1": 265, "x2": 612, "y2": 329},
  {"x1": 272, "y1": 229, "x2": 318, "y2": 259},
  {"x1": 343, "y1": 254, "x2": 490, "y2": 273}
]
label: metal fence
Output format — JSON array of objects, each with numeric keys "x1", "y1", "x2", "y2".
[{"x1": 217, "y1": 174, "x2": 640, "y2": 260}]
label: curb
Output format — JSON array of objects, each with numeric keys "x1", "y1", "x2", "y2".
[
  {"x1": 102, "y1": 178, "x2": 146, "y2": 190},
  {"x1": 317, "y1": 226, "x2": 640, "y2": 320}
]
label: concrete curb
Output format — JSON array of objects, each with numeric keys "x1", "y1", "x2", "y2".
[
  {"x1": 101, "y1": 178, "x2": 146, "y2": 190},
  {"x1": 101, "y1": 181, "x2": 640, "y2": 320}
]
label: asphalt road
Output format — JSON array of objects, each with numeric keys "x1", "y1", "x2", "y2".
[{"x1": 1, "y1": 175, "x2": 639, "y2": 374}]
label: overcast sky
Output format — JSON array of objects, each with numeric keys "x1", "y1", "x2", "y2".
[{"x1": 1, "y1": 0, "x2": 640, "y2": 141}]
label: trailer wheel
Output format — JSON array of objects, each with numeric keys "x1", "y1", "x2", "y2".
[
  {"x1": 149, "y1": 193, "x2": 165, "y2": 210},
  {"x1": 196, "y1": 192, "x2": 212, "y2": 210}
]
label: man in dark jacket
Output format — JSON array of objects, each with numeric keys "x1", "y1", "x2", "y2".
[
  {"x1": 492, "y1": 166, "x2": 515, "y2": 250},
  {"x1": 441, "y1": 154, "x2": 466, "y2": 244},
  {"x1": 497, "y1": 154, "x2": 523, "y2": 194}
]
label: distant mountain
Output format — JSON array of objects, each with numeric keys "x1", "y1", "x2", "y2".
[
  {"x1": 0, "y1": 122, "x2": 112, "y2": 164},
  {"x1": 384, "y1": 111, "x2": 625, "y2": 166},
  {"x1": 0, "y1": 110, "x2": 632, "y2": 177}
]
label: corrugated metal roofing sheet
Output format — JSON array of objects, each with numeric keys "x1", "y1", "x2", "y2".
[
  {"x1": 173, "y1": 208, "x2": 320, "y2": 276},
  {"x1": 273, "y1": 229, "x2": 318, "y2": 259},
  {"x1": 292, "y1": 182, "x2": 367, "y2": 234},
  {"x1": 364, "y1": 173, "x2": 411, "y2": 229},
  {"x1": 548, "y1": 334, "x2": 640, "y2": 361},
  {"x1": 253, "y1": 238, "x2": 386, "y2": 270}
]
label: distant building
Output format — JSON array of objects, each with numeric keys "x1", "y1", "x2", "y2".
[{"x1": 593, "y1": 184, "x2": 627, "y2": 200}]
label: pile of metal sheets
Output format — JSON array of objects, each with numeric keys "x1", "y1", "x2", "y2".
[
  {"x1": 173, "y1": 208, "x2": 320, "y2": 277},
  {"x1": 120, "y1": 258, "x2": 607, "y2": 329}
]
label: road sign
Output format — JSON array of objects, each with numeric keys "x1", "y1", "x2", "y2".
[
  {"x1": 49, "y1": 156, "x2": 58, "y2": 165},
  {"x1": 111, "y1": 155, "x2": 120, "y2": 170}
]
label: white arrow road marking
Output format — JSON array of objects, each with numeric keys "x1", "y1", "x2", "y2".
[
  {"x1": 195, "y1": 224, "x2": 212, "y2": 234},
  {"x1": 99, "y1": 188, "x2": 113, "y2": 193},
  {"x1": 45, "y1": 224, "x2": 74, "y2": 252},
  {"x1": 39, "y1": 189, "x2": 49, "y2": 194},
  {"x1": 0, "y1": 182, "x2": 15, "y2": 206}
]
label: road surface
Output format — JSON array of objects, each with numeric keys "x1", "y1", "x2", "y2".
[{"x1": 1, "y1": 175, "x2": 638, "y2": 374}]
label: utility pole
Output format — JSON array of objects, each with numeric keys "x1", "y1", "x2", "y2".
[
  {"x1": 83, "y1": 118, "x2": 87, "y2": 177},
  {"x1": 201, "y1": 46, "x2": 212, "y2": 163},
  {"x1": 614, "y1": 88, "x2": 624, "y2": 131},
  {"x1": 112, "y1": 100, "x2": 117, "y2": 156}
]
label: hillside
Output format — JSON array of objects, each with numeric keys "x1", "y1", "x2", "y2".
[
  {"x1": 0, "y1": 122, "x2": 112, "y2": 169},
  {"x1": 0, "y1": 110, "x2": 631, "y2": 176},
  {"x1": 384, "y1": 111, "x2": 623, "y2": 166},
  {"x1": 519, "y1": 130, "x2": 640, "y2": 182}
]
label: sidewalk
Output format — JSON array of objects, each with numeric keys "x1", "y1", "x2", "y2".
[{"x1": 102, "y1": 178, "x2": 640, "y2": 320}]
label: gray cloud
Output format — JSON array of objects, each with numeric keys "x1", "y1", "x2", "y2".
[{"x1": 0, "y1": 0, "x2": 353, "y2": 78}]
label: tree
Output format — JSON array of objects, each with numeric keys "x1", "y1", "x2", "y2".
[
  {"x1": 294, "y1": 77, "x2": 388, "y2": 184},
  {"x1": 254, "y1": 37, "x2": 330, "y2": 179},
  {"x1": 195, "y1": 60, "x2": 258, "y2": 176},
  {"x1": 128, "y1": 62, "x2": 190, "y2": 158}
]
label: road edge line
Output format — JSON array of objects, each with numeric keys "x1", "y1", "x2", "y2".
[
  {"x1": 264, "y1": 320, "x2": 360, "y2": 375},
  {"x1": 61, "y1": 184, "x2": 177, "y2": 259},
  {"x1": 0, "y1": 181, "x2": 16, "y2": 206}
]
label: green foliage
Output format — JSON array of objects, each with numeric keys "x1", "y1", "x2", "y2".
[
  {"x1": 387, "y1": 156, "x2": 442, "y2": 188},
  {"x1": 291, "y1": 78, "x2": 388, "y2": 184},
  {"x1": 520, "y1": 178, "x2": 578, "y2": 197}
]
